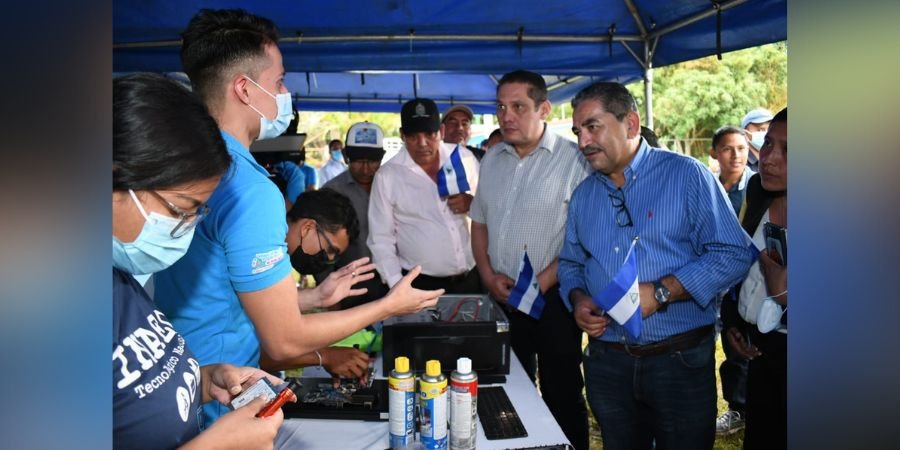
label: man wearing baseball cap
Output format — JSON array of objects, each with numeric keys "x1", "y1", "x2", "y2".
[
  {"x1": 368, "y1": 98, "x2": 482, "y2": 293},
  {"x1": 321, "y1": 122, "x2": 389, "y2": 308},
  {"x1": 742, "y1": 107, "x2": 774, "y2": 172},
  {"x1": 442, "y1": 104, "x2": 485, "y2": 161}
]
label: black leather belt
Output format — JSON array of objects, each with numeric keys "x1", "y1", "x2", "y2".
[
  {"x1": 597, "y1": 324, "x2": 714, "y2": 358},
  {"x1": 408, "y1": 269, "x2": 471, "y2": 283}
]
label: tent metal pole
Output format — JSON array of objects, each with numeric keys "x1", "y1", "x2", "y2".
[
  {"x1": 295, "y1": 97, "x2": 496, "y2": 106},
  {"x1": 643, "y1": 40, "x2": 653, "y2": 129},
  {"x1": 547, "y1": 76, "x2": 586, "y2": 92},
  {"x1": 619, "y1": 41, "x2": 647, "y2": 71},
  {"x1": 114, "y1": 33, "x2": 644, "y2": 49},
  {"x1": 622, "y1": 0, "x2": 648, "y2": 37},
  {"x1": 646, "y1": 0, "x2": 748, "y2": 40}
]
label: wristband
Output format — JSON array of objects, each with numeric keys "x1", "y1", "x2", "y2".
[{"x1": 315, "y1": 350, "x2": 324, "y2": 368}]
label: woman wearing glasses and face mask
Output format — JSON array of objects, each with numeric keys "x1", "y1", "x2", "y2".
[{"x1": 113, "y1": 73, "x2": 290, "y2": 450}]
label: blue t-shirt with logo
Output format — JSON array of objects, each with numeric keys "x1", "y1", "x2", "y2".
[
  {"x1": 154, "y1": 131, "x2": 291, "y2": 424},
  {"x1": 114, "y1": 268, "x2": 202, "y2": 449}
]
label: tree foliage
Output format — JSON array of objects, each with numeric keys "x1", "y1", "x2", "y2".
[
  {"x1": 290, "y1": 43, "x2": 786, "y2": 164},
  {"x1": 293, "y1": 112, "x2": 401, "y2": 165},
  {"x1": 627, "y1": 42, "x2": 787, "y2": 157}
]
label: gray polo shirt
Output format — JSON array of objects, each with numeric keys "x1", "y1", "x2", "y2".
[
  {"x1": 322, "y1": 170, "x2": 372, "y2": 263},
  {"x1": 470, "y1": 124, "x2": 591, "y2": 278}
]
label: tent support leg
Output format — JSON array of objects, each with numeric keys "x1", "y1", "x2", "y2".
[{"x1": 643, "y1": 40, "x2": 653, "y2": 130}]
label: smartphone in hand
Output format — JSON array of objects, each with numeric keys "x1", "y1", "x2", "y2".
[{"x1": 763, "y1": 222, "x2": 787, "y2": 266}]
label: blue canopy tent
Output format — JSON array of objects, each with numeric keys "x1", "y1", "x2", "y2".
[{"x1": 114, "y1": 0, "x2": 786, "y2": 122}]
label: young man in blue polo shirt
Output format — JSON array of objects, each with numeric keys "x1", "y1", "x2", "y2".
[{"x1": 153, "y1": 8, "x2": 442, "y2": 425}]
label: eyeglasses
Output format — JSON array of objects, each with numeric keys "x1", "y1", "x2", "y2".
[
  {"x1": 146, "y1": 190, "x2": 210, "y2": 238},
  {"x1": 608, "y1": 188, "x2": 633, "y2": 228},
  {"x1": 315, "y1": 225, "x2": 340, "y2": 263}
]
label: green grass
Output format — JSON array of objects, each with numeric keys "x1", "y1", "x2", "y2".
[{"x1": 583, "y1": 336, "x2": 744, "y2": 449}]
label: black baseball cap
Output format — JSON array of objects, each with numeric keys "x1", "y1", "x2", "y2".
[{"x1": 400, "y1": 98, "x2": 441, "y2": 134}]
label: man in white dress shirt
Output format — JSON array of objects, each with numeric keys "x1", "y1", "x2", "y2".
[
  {"x1": 319, "y1": 138, "x2": 348, "y2": 185},
  {"x1": 368, "y1": 98, "x2": 482, "y2": 293}
]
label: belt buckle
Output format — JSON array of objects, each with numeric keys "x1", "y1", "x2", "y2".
[{"x1": 623, "y1": 342, "x2": 644, "y2": 358}]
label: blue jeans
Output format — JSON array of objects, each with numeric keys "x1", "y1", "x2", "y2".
[{"x1": 583, "y1": 332, "x2": 717, "y2": 450}]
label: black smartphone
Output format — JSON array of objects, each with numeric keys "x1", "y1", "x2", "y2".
[{"x1": 763, "y1": 222, "x2": 787, "y2": 266}]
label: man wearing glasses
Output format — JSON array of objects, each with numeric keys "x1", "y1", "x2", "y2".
[{"x1": 559, "y1": 81, "x2": 753, "y2": 450}]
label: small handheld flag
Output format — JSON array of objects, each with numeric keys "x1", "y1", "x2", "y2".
[
  {"x1": 436, "y1": 144, "x2": 470, "y2": 197},
  {"x1": 507, "y1": 250, "x2": 545, "y2": 319},
  {"x1": 593, "y1": 238, "x2": 641, "y2": 339}
]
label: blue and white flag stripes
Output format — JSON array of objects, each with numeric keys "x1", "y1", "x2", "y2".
[
  {"x1": 506, "y1": 251, "x2": 545, "y2": 319},
  {"x1": 436, "y1": 144, "x2": 470, "y2": 197},
  {"x1": 592, "y1": 238, "x2": 641, "y2": 339}
]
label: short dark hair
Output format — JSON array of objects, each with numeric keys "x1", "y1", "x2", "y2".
[
  {"x1": 329, "y1": 139, "x2": 343, "y2": 149},
  {"x1": 497, "y1": 70, "x2": 548, "y2": 106},
  {"x1": 180, "y1": 9, "x2": 279, "y2": 108},
  {"x1": 640, "y1": 126, "x2": 660, "y2": 148},
  {"x1": 771, "y1": 107, "x2": 787, "y2": 124},
  {"x1": 287, "y1": 189, "x2": 360, "y2": 243},
  {"x1": 571, "y1": 81, "x2": 638, "y2": 121},
  {"x1": 113, "y1": 73, "x2": 231, "y2": 191},
  {"x1": 712, "y1": 126, "x2": 748, "y2": 149},
  {"x1": 488, "y1": 128, "x2": 502, "y2": 140}
]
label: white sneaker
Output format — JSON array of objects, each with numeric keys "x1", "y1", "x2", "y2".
[{"x1": 715, "y1": 410, "x2": 745, "y2": 435}]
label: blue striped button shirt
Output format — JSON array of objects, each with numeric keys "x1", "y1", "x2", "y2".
[{"x1": 558, "y1": 139, "x2": 753, "y2": 344}]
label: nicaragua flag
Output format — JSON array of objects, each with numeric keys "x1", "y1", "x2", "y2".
[
  {"x1": 506, "y1": 251, "x2": 545, "y2": 319},
  {"x1": 436, "y1": 144, "x2": 470, "y2": 197},
  {"x1": 593, "y1": 239, "x2": 641, "y2": 339}
]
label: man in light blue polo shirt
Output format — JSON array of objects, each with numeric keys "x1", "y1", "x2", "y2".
[{"x1": 153, "y1": 8, "x2": 442, "y2": 426}]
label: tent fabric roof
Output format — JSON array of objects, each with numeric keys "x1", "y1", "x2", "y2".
[{"x1": 113, "y1": 0, "x2": 786, "y2": 113}]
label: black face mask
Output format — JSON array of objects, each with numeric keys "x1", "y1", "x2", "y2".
[
  {"x1": 290, "y1": 228, "x2": 335, "y2": 275},
  {"x1": 290, "y1": 248, "x2": 332, "y2": 275}
]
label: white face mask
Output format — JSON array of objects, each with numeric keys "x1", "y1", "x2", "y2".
[
  {"x1": 245, "y1": 76, "x2": 293, "y2": 140},
  {"x1": 757, "y1": 296, "x2": 786, "y2": 333},
  {"x1": 112, "y1": 190, "x2": 197, "y2": 275},
  {"x1": 750, "y1": 131, "x2": 767, "y2": 150}
]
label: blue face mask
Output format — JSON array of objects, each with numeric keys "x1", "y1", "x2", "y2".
[
  {"x1": 113, "y1": 190, "x2": 197, "y2": 275},
  {"x1": 245, "y1": 76, "x2": 293, "y2": 140},
  {"x1": 750, "y1": 131, "x2": 767, "y2": 150},
  {"x1": 330, "y1": 149, "x2": 344, "y2": 163}
]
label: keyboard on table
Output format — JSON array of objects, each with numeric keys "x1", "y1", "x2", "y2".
[{"x1": 477, "y1": 385, "x2": 528, "y2": 440}]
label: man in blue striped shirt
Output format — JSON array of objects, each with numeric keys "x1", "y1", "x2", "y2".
[{"x1": 559, "y1": 82, "x2": 753, "y2": 450}]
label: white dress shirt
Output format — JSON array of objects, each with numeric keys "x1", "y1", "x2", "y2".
[
  {"x1": 368, "y1": 142, "x2": 479, "y2": 287},
  {"x1": 470, "y1": 125, "x2": 591, "y2": 278},
  {"x1": 318, "y1": 159, "x2": 347, "y2": 186}
]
